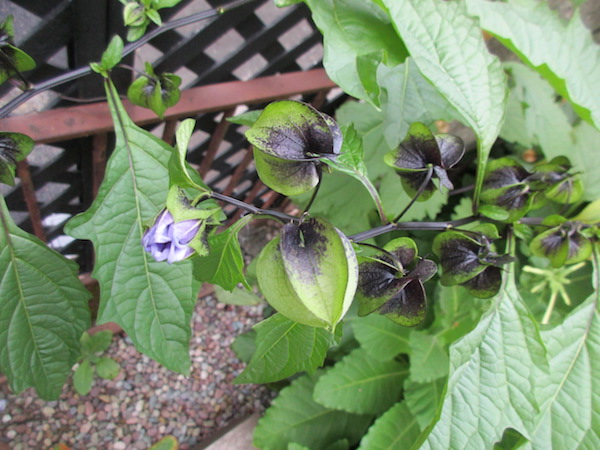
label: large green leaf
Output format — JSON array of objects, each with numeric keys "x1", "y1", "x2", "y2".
[
  {"x1": 404, "y1": 378, "x2": 447, "y2": 431},
  {"x1": 235, "y1": 313, "x2": 336, "y2": 384},
  {"x1": 0, "y1": 196, "x2": 90, "y2": 400},
  {"x1": 500, "y1": 62, "x2": 600, "y2": 200},
  {"x1": 65, "y1": 81, "x2": 199, "y2": 374},
  {"x1": 352, "y1": 313, "x2": 411, "y2": 361},
  {"x1": 253, "y1": 372, "x2": 372, "y2": 449},
  {"x1": 304, "y1": 0, "x2": 407, "y2": 106},
  {"x1": 408, "y1": 331, "x2": 449, "y2": 384},
  {"x1": 358, "y1": 402, "x2": 421, "y2": 450},
  {"x1": 420, "y1": 271, "x2": 548, "y2": 448},
  {"x1": 467, "y1": 0, "x2": 600, "y2": 130},
  {"x1": 526, "y1": 254, "x2": 600, "y2": 448},
  {"x1": 313, "y1": 348, "x2": 409, "y2": 415},
  {"x1": 381, "y1": 0, "x2": 507, "y2": 206}
]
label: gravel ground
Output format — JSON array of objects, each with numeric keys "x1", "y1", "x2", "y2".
[{"x1": 0, "y1": 294, "x2": 274, "y2": 449}]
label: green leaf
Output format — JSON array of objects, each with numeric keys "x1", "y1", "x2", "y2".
[
  {"x1": 382, "y1": 0, "x2": 507, "y2": 207},
  {"x1": 0, "y1": 132, "x2": 34, "y2": 186},
  {"x1": 253, "y1": 372, "x2": 372, "y2": 449},
  {"x1": 429, "y1": 284, "x2": 486, "y2": 346},
  {"x1": 0, "y1": 196, "x2": 90, "y2": 400},
  {"x1": 168, "y1": 119, "x2": 210, "y2": 192},
  {"x1": 358, "y1": 402, "x2": 421, "y2": 449},
  {"x1": 235, "y1": 313, "x2": 335, "y2": 384},
  {"x1": 65, "y1": 80, "x2": 199, "y2": 374},
  {"x1": 145, "y1": 8, "x2": 162, "y2": 26},
  {"x1": 149, "y1": 436, "x2": 179, "y2": 450},
  {"x1": 320, "y1": 124, "x2": 385, "y2": 221},
  {"x1": 420, "y1": 271, "x2": 548, "y2": 448},
  {"x1": 73, "y1": 360, "x2": 94, "y2": 396},
  {"x1": 313, "y1": 348, "x2": 408, "y2": 415},
  {"x1": 127, "y1": 68, "x2": 182, "y2": 119},
  {"x1": 214, "y1": 285, "x2": 261, "y2": 306},
  {"x1": 352, "y1": 313, "x2": 411, "y2": 361},
  {"x1": 408, "y1": 331, "x2": 449, "y2": 383},
  {"x1": 404, "y1": 378, "x2": 447, "y2": 431},
  {"x1": 0, "y1": 17, "x2": 36, "y2": 85},
  {"x1": 192, "y1": 216, "x2": 251, "y2": 291},
  {"x1": 499, "y1": 62, "x2": 600, "y2": 201},
  {"x1": 81, "y1": 330, "x2": 113, "y2": 356},
  {"x1": 466, "y1": 0, "x2": 600, "y2": 130},
  {"x1": 275, "y1": 0, "x2": 303, "y2": 7},
  {"x1": 526, "y1": 251, "x2": 600, "y2": 447},
  {"x1": 95, "y1": 356, "x2": 120, "y2": 380},
  {"x1": 153, "y1": 0, "x2": 182, "y2": 8},
  {"x1": 304, "y1": 0, "x2": 408, "y2": 105},
  {"x1": 100, "y1": 35, "x2": 124, "y2": 70},
  {"x1": 231, "y1": 329, "x2": 256, "y2": 364},
  {"x1": 227, "y1": 109, "x2": 262, "y2": 127}
]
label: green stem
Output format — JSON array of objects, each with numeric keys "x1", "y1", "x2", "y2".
[
  {"x1": 349, "y1": 216, "x2": 478, "y2": 243},
  {"x1": 302, "y1": 171, "x2": 322, "y2": 215},
  {"x1": 210, "y1": 191, "x2": 299, "y2": 224}
]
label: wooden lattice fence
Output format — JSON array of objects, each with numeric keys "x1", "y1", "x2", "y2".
[{"x1": 0, "y1": 0, "x2": 345, "y2": 272}]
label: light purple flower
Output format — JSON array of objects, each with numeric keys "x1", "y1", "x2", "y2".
[{"x1": 142, "y1": 210, "x2": 201, "y2": 263}]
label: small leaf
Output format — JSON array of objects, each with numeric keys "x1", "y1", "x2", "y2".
[
  {"x1": 313, "y1": 348, "x2": 408, "y2": 415},
  {"x1": 214, "y1": 285, "x2": 261, "y2": 306},
  {"x1": 96, "y1": 357, "x2": 120, "y2": 380},
  {"x1": 227, "y1": 109, "x2": 263, "y2": 127},
  {"x1": 235, "y1": 314, "x2": 336, "y2": 384},
  {"x1": 146, "y1": 8, "x2": 162, "y2": 26},
  {"x1": 0, "y1": 132, "x2": 34, "y2": 186},
  {"x1": 149, "y1": 435, "x2": 179, "y2": 450},
  {"x1": 168, "y1": 119, "x2": 210, "y2": 192},
  {"x1": 253, "y1": 372, "x2": 372, "y2": 449},
  {"x1": 192, "y1": 217, "x2": 251, "y2": 291},
  {"x1": 319, "y1": 125, "x2": 384, "y2": 218},
  {"x1": 358, "y1": 402, "x2": 421, "y2": 449},
  {"x1": 231, "y1": 329, "x2": 256, "y2": 364},
  {"x1": 100, "y1": 35, "x2": 124, "y2": 70},
  {"x1": 81, "y1": 330, "x2": 113, "y2": 355},
  {"x1": 73, "y1": 360, "x2": 94, "y2": 396}
]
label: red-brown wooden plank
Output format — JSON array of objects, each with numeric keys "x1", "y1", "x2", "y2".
[
  {"x1": 0, "y1": 69, "x2": 336, "y2": 144},
  {"x1": 199, "y1": 108, "x2": 235, "y2": 177},
  {"x1": 16, "y1": 160, "x2": 47, "y2": 242}
]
